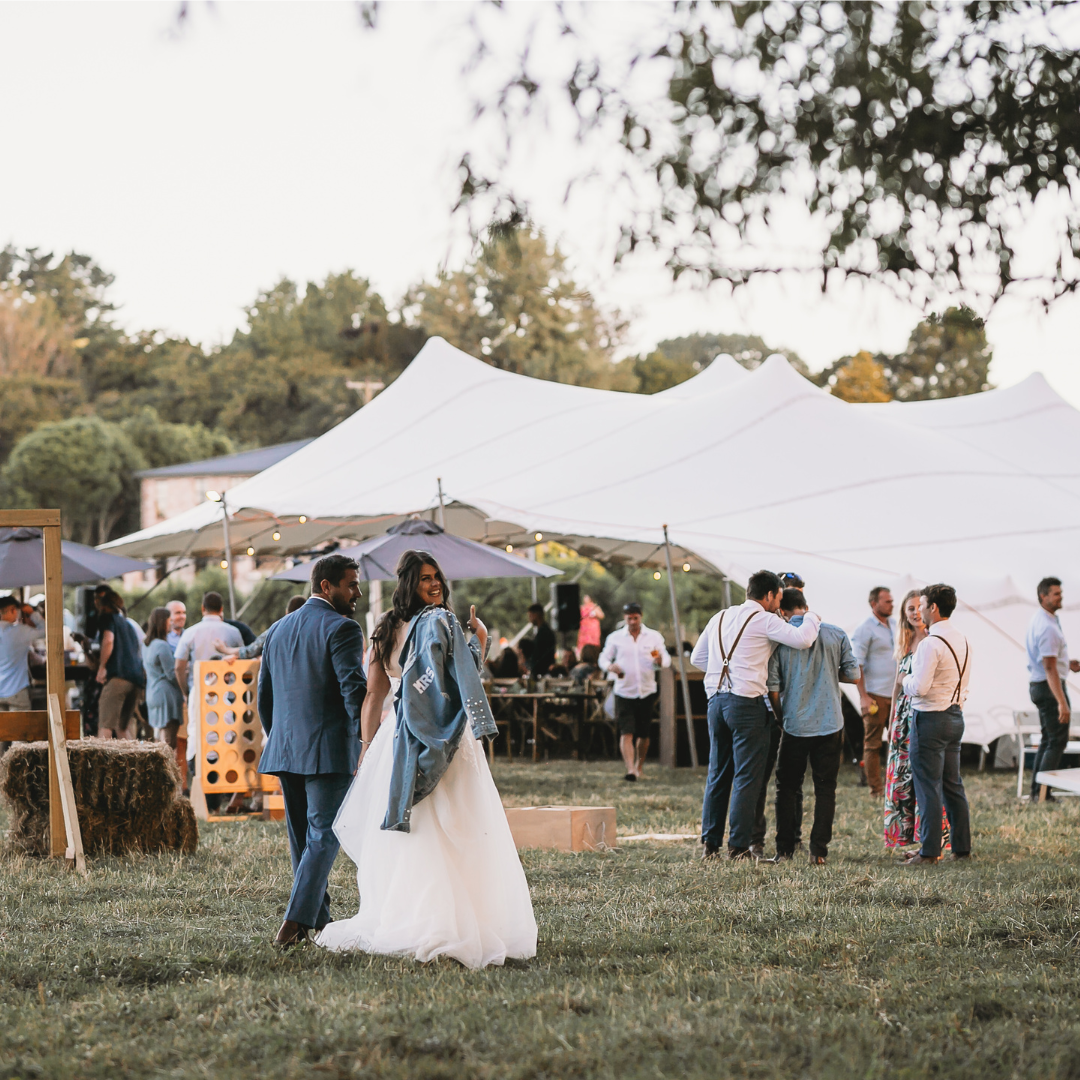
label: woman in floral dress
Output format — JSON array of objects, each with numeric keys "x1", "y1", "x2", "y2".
[{"x1": 883, "y1": 589, "x2": 950, "y2": 853}]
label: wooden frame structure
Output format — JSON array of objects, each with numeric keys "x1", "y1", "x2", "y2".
[
  {"x1": 0, "y1": 510, "x2": 85, "y2": 871},
  {"x1": 189, "y1": 657, "x2": 280, "y2": 822}
]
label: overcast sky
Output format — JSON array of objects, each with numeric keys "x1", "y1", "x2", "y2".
[{"x1": 4, "y1": 1, "x2": 1080, "y2": 403}]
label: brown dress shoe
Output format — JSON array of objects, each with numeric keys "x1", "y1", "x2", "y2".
[
  {"x1": 809, "y1": 855, "x2": 827, "y2": 865},
  {"x1": 946, "y1": 852, "x2": 971, "y2": 862},
  {"x1": 902, "y1": 853, "x2": 939, "y2": 867},
  {"x1": 274, "y1": 920, "x2": 309, "y2": 947}
]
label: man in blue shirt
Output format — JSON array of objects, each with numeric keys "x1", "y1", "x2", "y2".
[
  {"x1": 1025, "y1": 576, "x2": 1080, "y2": 799},
  {"x1": 767, "y1": 589, "x2": 860, "y2": 863},
  {"x1": 0, "y1": 596, "x2": 46, "y2": 755}
]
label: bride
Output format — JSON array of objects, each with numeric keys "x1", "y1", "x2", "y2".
[{"x1": 316, "y1": 549, "x2": 537, "y2": 968}]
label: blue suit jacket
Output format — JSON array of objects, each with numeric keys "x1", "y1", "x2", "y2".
[{"x1": 258, "y1": 597, "x2": 367, "y2": 776}]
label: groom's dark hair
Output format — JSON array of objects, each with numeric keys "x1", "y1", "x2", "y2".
[{"x1": 311, "y1": 554, "x2": 359, "y2": 593}]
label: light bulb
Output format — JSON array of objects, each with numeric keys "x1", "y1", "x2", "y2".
[
  {"x1": 653, "y1": 571, "x2": 662, "y2": 580},
  {"x1": 682, "y1": 562, "x2": 691, "y2": 572},
  {"x1": 246, "y1": 547, "x2": 255, "y2": 557},
  {"x1": 220, "y1": 560, "x2": 229, "y2": 569},
  {"x1": 205, "y1": 490, "x2": 221, "y2": 503},
  {"x1": 534, "y1": 532, "x2": 543, "y2": 541},
  {"x1": 299, "y1": 515, "x2": 307, "y2": 524},
  {"x1": 272, "y1": 531, "x2": 281, "y2": 542},
  {"x1": 505, "y1": 544, "x2": 513, "y2": 553}
]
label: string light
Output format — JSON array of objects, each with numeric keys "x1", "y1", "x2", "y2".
[
  {"x1": 246, "y1": 547, "x2": 255, "y2": 556},
  {"x1": 682, "y1": 562, "x2": 691, "y2": 572},
  {"x1": 205, "y1": 490, "x2": 221, "y2": 503},
  {"x1": 220, "y1": 560, "x2": 229, "y2": 570},
  {"x1": 534, "y1": 532, "x2": 543, "y2": 541},
  {"x1": 299, "y1": 515, "x2": 307, "y2": 524},
  {"x1": 505, "y1": 544, "x2": 514, "y2": 553},
  {"x1": 272, "y1": 531, "x2": 281, "y2": 542},
  {"x1": 653, "y1": 571, "x2": 662, "y2": 580}
]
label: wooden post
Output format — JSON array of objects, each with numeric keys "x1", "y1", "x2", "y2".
[
  {"x1": 48, "y1": 694, "x2": 85, "y2": 873},
  {"x1": 42, "y1": 522, "x2": 68, "y2": 857},
  {"x1": 662, "y1": 526, "x2": 699, "y2": 768},
  {"x1": 658, "y1": 665, "x2": 675, "y2": 767}
]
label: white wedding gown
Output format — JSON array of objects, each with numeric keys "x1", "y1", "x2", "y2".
[{"x1": 316, "y1": 631, "x2": 537, "y2": 969}]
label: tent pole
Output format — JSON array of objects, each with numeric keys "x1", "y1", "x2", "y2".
[
  {"x1": 722, "y1": 575, "x2": 732, "y2": 609},
  {"x1": 220, "y1": 494, "x2": 237, "y2": 620},
  {"x1": 662, "y1": 526, "x2": 699, "y2": 768}
]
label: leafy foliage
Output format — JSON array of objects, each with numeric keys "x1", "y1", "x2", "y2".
[
  {"x1": 118, "y1": 407, "x2": 234, "y2": 470},
  {"x1": 461, "y1": 1, "x2": 1080, "y2": 308},
  {"x1": 818, "y1": 305, "x2": 993, "y2": 401},
  {"x1": 632, "y1": 332, "x2": 811, "y2": 393},
  {"x1": 0, "y1": 416, "x2": 145, "y2": 544},
  {"x1": 404, "y1": 228, "x2": 635, "y2": 390},
  {"x1": 829, "y1": 351, "x2": 892, "y2": 403}
]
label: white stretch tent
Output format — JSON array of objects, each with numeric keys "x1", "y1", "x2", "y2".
[{"x1": 104, "y1": 337, "x2": 1080, "y2": 746}]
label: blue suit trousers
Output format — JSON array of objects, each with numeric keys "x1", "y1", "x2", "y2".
[
  {"x1": 278, "y1": 772, "x2": 353, "y2": 929},
  {"x1": 701, "y1": 692, "x2": 771, "y2": 851}
]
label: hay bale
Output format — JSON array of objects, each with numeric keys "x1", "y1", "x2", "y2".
[{"x1": 0, "y1": 740, "x2": 198, "y2": 858}]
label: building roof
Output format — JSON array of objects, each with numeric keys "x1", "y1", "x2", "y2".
[{"x1": 135, "y1": 438, "x2": 314, "y2": 479}]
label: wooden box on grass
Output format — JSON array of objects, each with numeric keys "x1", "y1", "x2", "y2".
[{"x1": 504, "y1": 805, "x2": 616, "y2": 852}]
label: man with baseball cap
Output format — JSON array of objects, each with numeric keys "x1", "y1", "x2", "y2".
[{"x1": 599, "y1": 602, "x2": 671, "y2": 781}]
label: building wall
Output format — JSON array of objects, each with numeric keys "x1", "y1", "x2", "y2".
[{"x1": 140, "y1": 473, "x2": 250, "y2": 529}]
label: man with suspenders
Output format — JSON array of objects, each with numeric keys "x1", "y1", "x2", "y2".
[
  {"x1": 692, "y1": 570, "x2": 822, "y2": 860},
  {"x1": 901, "y1": 583, "x2": 973, "y2": 866}
]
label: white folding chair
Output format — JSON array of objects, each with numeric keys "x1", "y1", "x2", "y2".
[{"x1": 1013, "y1": 710, "x2": 1042, "y2": 799}]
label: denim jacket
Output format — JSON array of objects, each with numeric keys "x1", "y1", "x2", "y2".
[{"x1": 382, "y1": 606, "x2": 497, "y2": 833}]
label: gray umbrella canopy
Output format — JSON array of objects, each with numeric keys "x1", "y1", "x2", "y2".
[
  {"x1": 0, "y1": 528, "x2": 154, "y2": 588},
  {"x1": 270, "y1": 519, "x2": 563, "y2": 583}
]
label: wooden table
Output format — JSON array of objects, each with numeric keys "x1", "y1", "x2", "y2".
[{"x1": 484, "y1": 686, "x2": 607, "y2": 762}]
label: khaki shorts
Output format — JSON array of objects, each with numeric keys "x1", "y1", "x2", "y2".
[{"x1": 99, "y1": 677, "x2": 142, "y2": 735}]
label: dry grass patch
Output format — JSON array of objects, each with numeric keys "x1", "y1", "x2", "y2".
[{"x1": 0, "y1": 760, "x2": 1077, "y2": 1078}]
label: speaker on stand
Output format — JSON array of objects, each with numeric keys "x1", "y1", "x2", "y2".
[{"x1": 550, "y1": 583, "x2": 581, "y2": 660}]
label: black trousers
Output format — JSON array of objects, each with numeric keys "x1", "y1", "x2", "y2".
[
  {"x1": 752, "y1": 708, "x2": 801, "y2": 849},
  {"x1": 775, "y1": 729, "x2": 843, "y2": 858}
]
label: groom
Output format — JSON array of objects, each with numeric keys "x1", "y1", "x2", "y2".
[{"x1": 258, "y1": 553, "x2": 367, "y2": 946}]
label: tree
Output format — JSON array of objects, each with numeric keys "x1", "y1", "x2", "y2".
[
  {"x1": 828, "y1": 351, "x2": 892, "y2": 403},
  {"x1": 815, "y1": 306, "x2": 992, "y2": 400},
  {"x1": 118, "y1": 407, "x2": 234, "y2": 469},
  {"x1": 233, "y1": 272, "x2": 423, "y2": 382},
  {"x1": 406, "y1": 228, "x2": 635, "y2": 390},
  {"x1": 461, "y1": 2, "x2": 1080, "y2": 309},
  {"x1": 0, "y1": 376, "x2": 86, "y2": 465},
  {"x1": 0, "y1": 284, "x2": 81, "y2": 379},
  {"x1": 631, "y1": 332, "x2": 810, "y2": 393},
  {"x1": 884, "y1": 307, "x2": 994, "y2": 401},
  {"x1": 0, "y1": 417, "x2": 145, "y2": 544}
]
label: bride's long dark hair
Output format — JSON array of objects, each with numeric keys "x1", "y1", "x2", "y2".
[{"x1": 371, "y1": 549, "x2": 451, "y2": 669}]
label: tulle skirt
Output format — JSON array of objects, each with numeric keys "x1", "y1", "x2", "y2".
[{"x1": 315, "y1": 714, "x2": 537, "y2": 969}]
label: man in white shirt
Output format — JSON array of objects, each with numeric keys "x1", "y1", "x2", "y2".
[
  {"x1": 850, "y1": 587, "x2": 896, "y2": 797},
  {"x1": 691, "y1": 570, "x2": 821, "y2": 859},
  {"x1": 598, "y1": 602, "x2": 671, "y2": 781},
  {"x1": 0, "y1": 597, "x2": 46, "y2": 756},
  {"x1": 1025, "y1": 577, "x2": 1080, "y2": 800},
  {"x1": 174, "y1": 591, "x2": 244, "y2": 771},
  {"x1": 166, "y1": 601, "x2": 187, "y2": 654},
  {"x1": 901, "y1": 583, "x2": 972, "y2": 866}
]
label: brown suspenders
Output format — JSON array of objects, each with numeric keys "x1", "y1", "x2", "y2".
[
  {"x1": 717, "y1": 609, "x2": 759, "y2": 691},
  {"x1": 934, "y1": 634, "x2": 969, "y2": 705}
]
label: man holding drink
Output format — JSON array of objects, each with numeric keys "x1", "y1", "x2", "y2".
[{"x1": 599, "y1": 602, "x2": 671, "y2": 781}]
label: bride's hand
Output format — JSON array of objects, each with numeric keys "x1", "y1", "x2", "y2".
[{"x1": 467, "y1": 604, "x2": 488, "y2": 657}]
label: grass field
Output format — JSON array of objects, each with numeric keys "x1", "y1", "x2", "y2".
[{"x1": 1, "y1": 760, "x2": 1078, "y2": 1079}]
